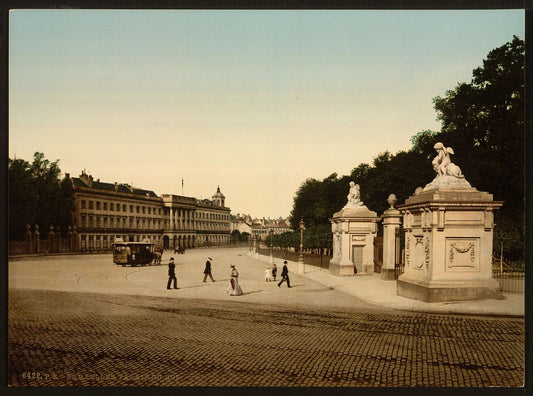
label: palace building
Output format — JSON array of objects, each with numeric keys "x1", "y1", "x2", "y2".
[{"x1": 70, "y1": 170, "x2": 230, "y2": 251}]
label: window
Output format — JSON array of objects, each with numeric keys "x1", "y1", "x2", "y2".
[
  {"x1": 130, "y1": 205, "x2": 133, "y2": 212},
  {"x1": 89, "y1": 201, "x2": 93, "y2": 210},
  {"x1": 81, "y1": 200, "x2": 86, "y2": 209},
  {"x1": 110, "y1": 203, "x2": 114, "y2": 211},
  {"x1": 96, "y1": 201, "x2": 101, "y2": 210},
  {"x1": 103, "y1": 202, "x2": 107, "y2": 210}
]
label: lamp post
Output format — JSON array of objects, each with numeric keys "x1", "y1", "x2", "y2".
[
  {"x1": 298, "y1": 218, "x2": 305, "y2": 274},
  {"x1": 269, "y1": 229, "x2": 274, "y2": 264}
]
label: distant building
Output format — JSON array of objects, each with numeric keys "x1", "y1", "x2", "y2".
[
  {"x1": 70, "y1": 170, "x2": 230, "y2": 251},
  {"x1": 251, "y1": 216, "x2": 292, "y2": 241},
  {"x1": 230, "y1": 213, "x2": 253, "y2": 236}
]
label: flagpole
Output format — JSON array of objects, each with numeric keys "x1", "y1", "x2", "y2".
[{"x1": 181, "y1": 178, "x2": 184, "y2": 196}]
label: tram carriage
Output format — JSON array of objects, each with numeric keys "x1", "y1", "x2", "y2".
[{"x1": 112, "y1": 238, "x2": 155, "y2": 266}]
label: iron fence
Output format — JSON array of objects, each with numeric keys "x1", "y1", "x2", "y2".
[
  {"x1": 492, "y1": 270, "x2": 525, "y2": 293},
  {"x1": 492, "y1": 255, "x2": 525, "y2": 293},
  {"x1": 257, "y1": 247, "x2": 331, "y2": 270}
]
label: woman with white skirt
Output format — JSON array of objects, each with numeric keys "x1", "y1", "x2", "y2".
[{"x1": 227, "y1": 265, "x2": 243, "y2": 296}]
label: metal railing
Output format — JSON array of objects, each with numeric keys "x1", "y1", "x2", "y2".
[
  {"x1": 257, "y1": 247, "x2": 331, "y2": 270},
  {"x1": 492, "y1": 255, "x2": 525, "y2": 293}
]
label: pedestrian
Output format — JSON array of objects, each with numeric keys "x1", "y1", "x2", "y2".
[
  {"x1": 203, "y1": 257, "x2": 215, "y2": 282},
  {"x1": 227, "y1": 265, "x2": 243, "y2": 296},
  {"x1": 271, "y1": 263, "x2": 277, "y2": 281},
  {"x1": 265, "y1": 267, "x2": 272, "y2": 282},
  {"x1": 278, "y1": 261, "x2": 291, "y2": 288},
  {"x1": 166, "y1": 257, "x2": 178, "y2": 289}
]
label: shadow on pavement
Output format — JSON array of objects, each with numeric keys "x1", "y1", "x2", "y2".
[{"x1": 242, "y1": 290, "x2": 263, "y2": 296}]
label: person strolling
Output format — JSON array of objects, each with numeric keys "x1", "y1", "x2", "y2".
[
  {"x1": 166, "y1": 257, "x2": 178, "y2": 289},
  {"x1": 227, "y1": 265, "x2": 243, "y2": 296},
  {"x1": 203, "y1": 257, "x2": 215, "y2": 282},
  {"x1": 278, "y1": 261, "x2": 291, "y2": 288}
]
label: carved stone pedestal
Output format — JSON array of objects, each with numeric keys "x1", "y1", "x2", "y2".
[
  {"x1": 396, "y1": 188, "x2": 503, "y2": 302},
  {"x1": 329, "y1": 207, "x2": 379, "y2": 276}
]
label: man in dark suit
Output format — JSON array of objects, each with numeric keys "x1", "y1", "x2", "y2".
[
  {"x1": 278, "y1": 261, "x2": 291, "y2": 288},
  {"x1": 167, "y1": 257, "x2": 178, "y2": 289},
  {"x1": 203, "y1": 257, "x2": 215, "y2": 282}
]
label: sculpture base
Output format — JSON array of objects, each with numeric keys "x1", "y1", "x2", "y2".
[
  {"x1": 329, "y1": 261, "x2": 355, "y2": 276},
  {"x1": 380, "y1": 268, "x2": 396, "y2": 281},
  {"x1": 397, "y1": 278, "x2": 500, "y2": 303}
]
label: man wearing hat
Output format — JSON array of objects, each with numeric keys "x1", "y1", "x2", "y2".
[
  {"x1": 166, "y1": 257, "x2": 178, "y2": 289},
  {"x1": 203, "y1": 257, "x2": 215, "y2": 282},
  {"x1": 278, "y1": 261, "x2": 291, "y2": 288}
]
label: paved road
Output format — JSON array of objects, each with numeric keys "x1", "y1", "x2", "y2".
[
  {"x1": 8, "y1": 248, "x2": 525, "y2": 387},
  {"x1": 8, "y1": 247, "x2": 382, "y2": 313},
  {"x1": 9, "y1": 289, "x2": 524, "y2": 387}
]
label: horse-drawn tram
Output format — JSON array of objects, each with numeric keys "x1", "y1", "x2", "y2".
[{"x1": 112, "y1": 238, "x2": 155, "y2": 266}]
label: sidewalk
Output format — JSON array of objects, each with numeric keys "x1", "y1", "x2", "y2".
[{"x1": 254, "y1": 253, "x2": 525, "y2": 317}]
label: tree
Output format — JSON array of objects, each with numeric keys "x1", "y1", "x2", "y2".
[
  {"x1": 241, "y1": 232, "x2": 251, "y2": 242},
  {"x1": 432, "y1": 36, "x2": 524, "y2": 259},
  {"x1": 289, "y1": 36, "x2": 524, "y2": 260},
  {"x1": 8, "y1": 152, "x2": 75, "y2": 240},
  {"x1": 8, "y1": 158, "x2": 38, "y2": 240},
  {"x1": 230, "y1": 230, "x2": 241, "y2": 242},
  {"x1": 433, "y1": 36, "x2": 524, "y2": 221}
]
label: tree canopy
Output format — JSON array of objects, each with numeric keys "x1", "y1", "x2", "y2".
[
  {"x1": 289, "y1": 36, "x2": 524, "y2": 259},
  {"x1": 8, "y1": 152, "x2": 75, "y2": 240}
]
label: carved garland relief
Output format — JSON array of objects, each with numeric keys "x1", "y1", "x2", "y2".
[
  {"x1": 446, "y1": 238, "x2": 479, "y2": 271},
  {"x1": 449, "y1": 242, "x2": 475, "y2": 264}
]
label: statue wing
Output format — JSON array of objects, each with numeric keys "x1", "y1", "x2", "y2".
[{"x1": 446, "y1": 147, "x2": 455, "y2": 155}]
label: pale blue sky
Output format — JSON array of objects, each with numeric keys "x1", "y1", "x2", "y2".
[{"x1": 9, "y1": 10, "x2": 524, "y2": 218}]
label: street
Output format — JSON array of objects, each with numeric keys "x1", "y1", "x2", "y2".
[{"x1": 8, "y1": 248, "x2": 525, "y2": 387}]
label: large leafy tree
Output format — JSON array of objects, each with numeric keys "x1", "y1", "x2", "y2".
[
  {"x1": 8, "y1": 158, "x2": 38, "y2": 240},
  {"x1": 432, "y1": 35, "x2": 524, "y2": 220},
  {"x1": 432, "y1": 36, "x2": 524, "y2": 259},
  {"x1": 8, "y1": 152, "x2": 75, "y2": 240},
  {"x1": 290, "y1": 36, "x2": 524, "y2": 259}
]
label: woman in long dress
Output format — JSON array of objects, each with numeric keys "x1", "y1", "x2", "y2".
[{"x1": 227, "y1": 265, "x2": 243, "y2": 296}]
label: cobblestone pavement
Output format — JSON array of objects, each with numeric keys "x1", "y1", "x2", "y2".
[{"x1": 8, "y1": 289, "x2": 524, "y2": 387}]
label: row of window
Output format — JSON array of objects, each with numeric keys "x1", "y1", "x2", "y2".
[
  {"x1": 79, "y1": 215, "x2": 231, "y2": 231},
  {"x1": 80, "y1": 199, "x2": 163, "y2": 215},
  {"x1": 80, "y1": 199, "x2": 230, "y2": 222},
  {"x1": 80, "y1": 216, "x2": 163, "y2": 230},
  {"x1": 195, "y1": 211, "x2": 229, "y2": 221},
  {"x1": 78, "y1": 234, "x2": 230, "y2": 249}
]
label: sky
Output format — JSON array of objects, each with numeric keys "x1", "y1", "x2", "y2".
[{"x1": 9, "y1": 9, "x2": 524, "y2": 219}]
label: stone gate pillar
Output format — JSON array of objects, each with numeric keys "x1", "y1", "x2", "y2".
[
  {"x1": 68, "y1": 226, "x2": 73, "y2": 252},
  {"x1": 56, "y1": 225, "x2": 62, "y2": 252},
  {"x1": 329, "y1": 182, "x2": 379, "y2": 276},
  {"x1": 381, "y1": 194, "x2": 402, "y2": 280},
  {"x1": 48, "y1": 226, "x2": 55, "y2": 253},
  {"x1": 396, "y1": 142, "x2": 503, "y2": 302},
  {"x1": 34, "y1": 224, "x2": 40, "y2": 253},
  {"x1": 25, "y1": 224, "x2": 33, "y2": 254}
]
